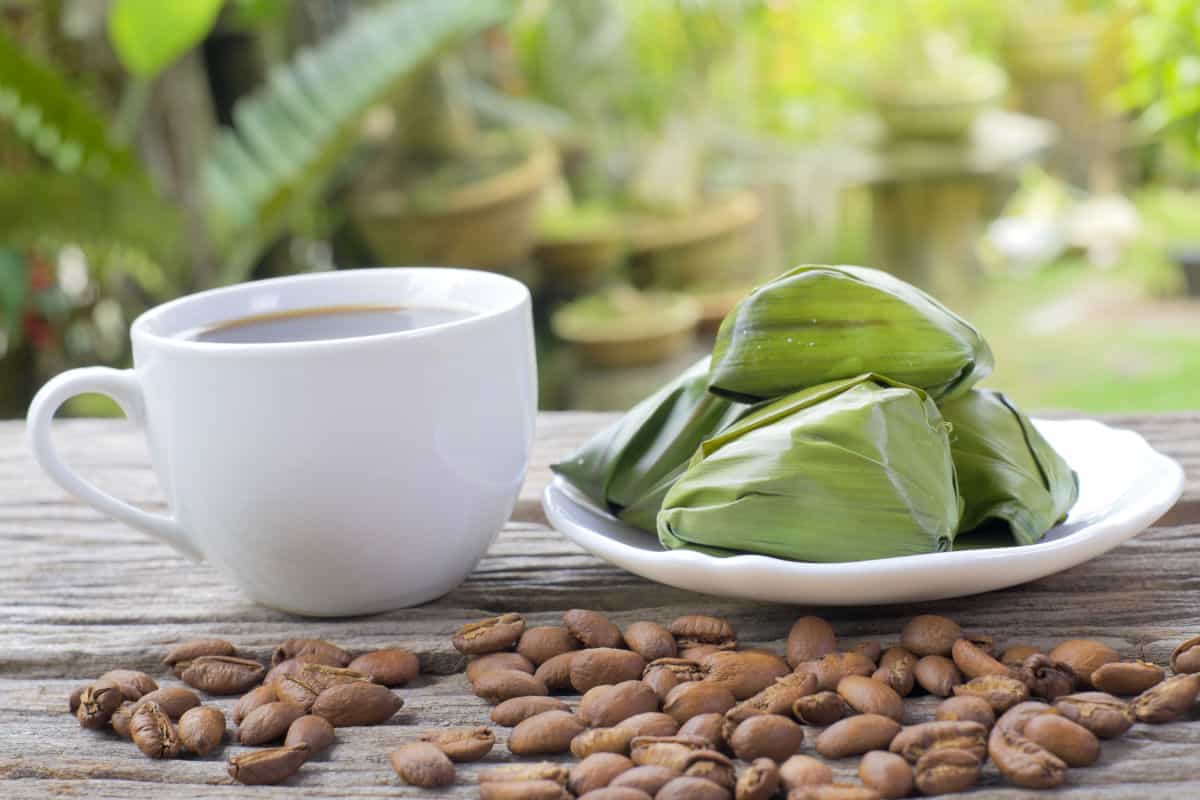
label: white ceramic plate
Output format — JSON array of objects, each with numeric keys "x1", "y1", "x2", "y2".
[{"x1": 542, "y1": 419, "x2": 1185, "y2": 605}]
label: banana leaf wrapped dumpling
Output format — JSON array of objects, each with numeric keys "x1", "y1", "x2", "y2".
[
  {"x1": 658, "y1": 374, "x2": 962, "y2": 562},
  {"x1": 940, "y1": 389, "x2": 1078, "y2": 545},
  {"x1": 709, "y1": 265, "x2": 993, "y2": 402}
]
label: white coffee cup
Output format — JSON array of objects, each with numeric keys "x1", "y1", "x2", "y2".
[{"x1": 27, "y1": 268, "x2": 536, "y2": 616}]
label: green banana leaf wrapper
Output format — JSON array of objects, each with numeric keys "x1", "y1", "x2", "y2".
[
  {"x1": 551, "y1": 357, "x2": 750, "y2": 526},
  {"x1": 940, "y1": 389, "x2": 1079, "y2": 546},
  {"x1": 658, "y1": 374, "x2": 963, "y2": 562},
  {"x1": 708, "y1": 265, "x2": 994, "y2": 403}
]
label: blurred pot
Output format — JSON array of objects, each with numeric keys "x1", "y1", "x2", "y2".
[
  {"x1": 871, "y1": 60, "x2": 1008, "y2": 140},
  {"x1": 551, "y1": 286, "x2": 701, "y2": 368},
  {"x1": 1002, "y1": 14, "x2": 1104, "y2": 80}
]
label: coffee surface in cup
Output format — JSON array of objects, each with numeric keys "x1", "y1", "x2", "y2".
[{"x1": 188, "y1": 305, "x2": 473, "y2": 344}]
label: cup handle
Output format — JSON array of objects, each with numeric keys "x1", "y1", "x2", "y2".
[{"x1": 26, "y1": 367, "x2": 201, "y2": 560}]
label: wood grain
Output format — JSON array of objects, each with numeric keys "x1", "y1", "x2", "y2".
[{"x1": 1, "y1": 414, "x2": 1197, "y2": 799}]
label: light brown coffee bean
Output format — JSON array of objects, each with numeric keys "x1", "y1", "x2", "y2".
[
  {"x1": 509, "y1": 709, "x2": 585, "y2": 755},
  {"x1": 391, "y1": 741, "x2": 454, "y2": 788},
  {"x1": 787, "y1": 616, "x2": 838, "y2": 667},
  {"x1": 572, "y1": 648, "x2": 647, "y2": 693},
  {"x1": 492, "y1": 696, "x2": 570, "y2": 727},
  {"x1": 420, "y1": 726, "x2": 495, "y2": 761},
  {"x1": 837, "y1": 675, "x2": 903, "y2": 721},
  {"x1": 179, "y1": 656, "x2": 266, "y2": 695},
  {"x1": 1001, "y1": 644, "x2": 1042, "y2": 667},
  {"x1": 951, "y1": 638, "x2": 1010, "y2": 679},
  {"x1": 728, "y1": 671, "x2": 819, "y2": 726},
  {"x1": 98, "y1": 669, "x2": 158, "y2": 702},
  {"x1": 953, "y1": 674, "x2": 1030, "y2": 713},
  {"x1": 76, "y1": 680, "x2": 123, "y2": 729},
  {"x1": 629, "y1": 735, "x2": 709, "y2": 770},
  {"x1": 177, "y1": 706, "x2": 225, "y2": 756},
  {"x1": 453, "y1": 613, "x2": 525, "y2": 655},
  {"x1": 1054, "y1": 691, "x2": 1134, "y2": 738},
  {"x1": 228, "y1": 745, "x2": 308, "y2": 785},
  {"x1": 876, "y1": 648, "x2": 917, "y2": 696},
  {"x1": 1047, "y1": 639, "x2": 1119, "y2": 687},
  {"x1": 664, "y1": 681, "x2": 735, "y2": 723},
  {"x1": 564, "y1": 609, "x2": 625, "y2": 649},
  {"x1": 1018, "y1": 654, "x2": 1077, "y2": 701},
  {"x1": 277, "y1": 664, "x2": 372, "y2": 709},
  {"x1": 852, "y1": 641, "x2": 883, "y2": 663},
  {"x1": 232, "y1": 684, "x2": 277, "y2": 724},
  {"x1": 285, "y1": 714, "x2": 334, "y2": 754},
  {"x1": 643, "y1": 658, "x2": 704, "y2": 700},
  {"x1": 680, "y1": 645, "x2": 723, "y2": 661},
  {"x1": 668, "y1": 615, "x2": 737, "y2": 650},
  {"x1": 935, "y1": 695, "x2": 995, "y2": 729},
  {"x1": 519, "y1": 627, "x2": 582, "y2": 665},
  {"x1": 238, "y1": 701, "x2": 308, "y2": 745},
  {"x1": 573, "y1": 726, "x2": 638, "y2": 758},
  {"x1": 610, "y1": 765, "x2": 679, "y2": 795},
  {"x1": 988, "y1": 701, "x2": 1067, "y2": 789},
  {"x1": 900, "y1": 615, "x2": 962, "y2": 657},
  {"x1": 479, "y1": 780, "x2": 571, "y2": 800},
  {"x1": 780, "y1": 754, "x2": 833, "y2": 790},
  {"x1": 474, "y1": 669, "x2": 550, "y2": 703},
  {"x1": 1024, "y1": 712, "x2": 1099, "y2": 766},
  {"x1": 913, "y1": 747, "x2": 980, "y2": 795},
  {"x1": 618, "y1": 712, "x2": 680, "y2": 738},
  {"x1": 788, "y1": 783, "x2": 882, "y2": 799},
  {"x1": 131, "y1": 700, "x2": 182, "y2": 759},
  {"x1": 1171, "y1": 635, "x2": 1200, "y2": 674},
  {"x1": 478, "y1": 762, "x2": 570, "y2": 785},
  {"x1": 913, "y1": 655, "x2": 962, "y2": 697},
  {"x1": 729, "y1": 714, "x2": 804, "y2": 762},
  {"x1": 68, "y1": 685, "x2": 86, "y2": 714},
  {"x1": 273, "y1": 639, "x2": 350, "y2": 668},
  {"x1": 792, "y1": 691, "x2": 848, "y2": 725},
  {"x1": 888, "y1": 720, "x2": 988, "y2": 764},
  {"x1": 815, "y1": 714, "x2": 902, "y2": 759},
  {"x1": 702, "y1": 650, "x2": 790, "y2": 700},
  {"x1": 578, "y1": 788, "x2": 651, "y2": 800},
  {"x1": 111, "y1": 702, "x2": 135, "y2": 739},
  {"x1": 165, "y1": 638, "x2": 236, "y2": 667},
  {"x1": 311, "y1": 681, "x2": 402, "y2": 726},
  {"x1": 1091, "y1": 660, "x2": 1164, "y2": 696},
  {"x1": 1130, "y1": 672, "x2": 1200, "y2": 723},
  {"x1": 467, "y1": 652, "x2": 535, "y2": 683},
  {"x1": 264, "y1": 658, "x2": 306, "y2": 689},
  {"x1": 796, "y1": 651, "x2": 877, "y2": 692},
  {"x1": 570, "y1": 752, "x2": 634, "y2": 795},
  {"x1": 535, "y1": 652, "x2": 578, "y2": 691},
  {"x1": 347, "y1": 648, "x2": 419, "y2": 686},
  {"x1": 682, "y1": 750, "x2": 736, "y2": 789},
  {"x1": 657, "y1": 776, "x2": 730, "y2": 800},
  {"x1": 736, "y1": 758, "x2": 780, "y2": 800},
  {"x1": 579, "y1": 680, "x2": 660, "y2": 728},
  {"x1": 858, "y1": 750, "x2": 913, "y2": 799},
  {"x1": 964, "y1": 633, "x2": 995, "y2": 655},
  {"x1": 678, "y1": 713, "x2": 724, "y2": 748},
  {"x1": 135, "y1": 686, "x2": 200, "y2": 720},
  {"x1": 624, "y1": 621, "x2": 677, "y2": 662}
]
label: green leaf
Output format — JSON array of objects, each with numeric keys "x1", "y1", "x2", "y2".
[
  {"x1": 108, "y1": 0, "x2": 225, "y2": 79},
  {"x1": 0, "y1": 246, "x2": 26, "y2": 345}
]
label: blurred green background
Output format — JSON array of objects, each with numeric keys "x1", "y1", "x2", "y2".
[{"x1": 1, "y1": 0, "x2": 1198, "y2": 417}]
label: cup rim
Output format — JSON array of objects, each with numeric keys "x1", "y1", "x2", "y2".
[{"x1": 131, "y1": 267, "x2": 530, "y2": 354}]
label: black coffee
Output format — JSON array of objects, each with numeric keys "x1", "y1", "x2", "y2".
[{"x1": 188, "y1": 304, "x2": 474, "y2": 344}]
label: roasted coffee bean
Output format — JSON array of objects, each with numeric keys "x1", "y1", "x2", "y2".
[
  {"x1": 579, "y1": 680, "x2": 659, "y2": 727},
  {"x1": 1171, "y1": 636, "x2": 1200, "y2": 674},
  {"x1": 796, "y1": 651, "x2": 876, "y2": 692},
  {"x1": 873, "y1": 647, "x2": 917, "y2": 697},
  {"x1": 853, "y1": 641, "x2": 883, "y2": 663},
  {"x1": 1001, "y1": 644, "x2": 1042, "y2": 667},
  {"x1": 570, "y1": 752, "x2": 634, "y2": 795},
  {"x1": 578, "y1": 787, "x2": 651, "y2": 800},
  {"x1": 779, "y1": 754, "x2": 834, "y2": 790},
  {"x1": 347, "y1": 648, "x2": 419, "y2": 686},
  {"x1": 787, "y1": 616, "x2": 838, "y2": 666},
  {"x1": 913, "y1": 747, "x2": 980, "y2": 795},
  {"x1": 474, "y1": 669, "x2": 550, "y2": 702},
  {"x1": 131, "y1": 700, "x2": 182, "y2": 759},
  {"x1": 888, "y1": 719, "x2": 988, "y2": 764},
  {"x1": 1130, "y1": 672, "x2": 1200, "y2": 723},
  {"x1": 643, "y1": 658, "x2": 704, "y2": 700},
  {"x1": 618, "y1": 712, "x2": 680, "y2": 738},
  {"x1": 179, "y1": 656, "x2": 266, "y2": 695},
  {"x1": 988, "y1": 701, "x2": 1067, "y2": 789},
  {"x1": 663, "y1": 681, "x2": 735, "y2": 723},
  {"x1": 935, "y1": 695, "x2": 995, "y2": 729},
  {"x1": 681, "y1": 749, "x2": 736, "y2": 790},
  {"x1": 232, "y1": 684, "x2": 277, "y2": 724},
  {"x1": 729, "y1": 714, "x2": 804, "y2": 762},
  {"x1": 177, "y1": 705, "x2": 225, "y2": 756},
  {"x1": 900, "y1": 615, "x2": 962, "y2": 657},
  {"x1": 736, "y1": 758, "x2": 780, "y2": 800},
  {"x1": 285, "y1": 714, "x2": 334, "y2": 754},
  {"x1": 953, "y1": 674, "x2": 1030, "y2": 713},
  {"x1": 277, "y1": 664, "x2": 371, "y2": 709},
  {"x1": 792, "y1": 691, "x2": 848, "y2": 725},
  {"x1": 238, "y1": 701, "x2": 308, "y2": 745},
  {"x1": 479, "y1": 780, "x2": 571, "y2": 800},
  {"x1": 610, "y1": 765, "x2": 680, "y2": 795},
  {"x1": 1047, "y1": 639, "x2": 1119, "y2": 687},
  {"x1": 467, "y1": 652, "x2": 535, "y2": 683},
  {"x1": 623, "y1": 621, "x2": 677, "y2": 662},
  {"x1": 228, "y1": 745, "x2": 308, "y2": 785},
  {"x1": 478, "y1": 762, "x2": 571, "y2": 785},
  {"x1": 913, "y1": 655, "x2": 962, "y2": 697},
  {"x1": 629, "y1": 735, "x2": 709, "y2": 770},
  {"x1": 272, "y1": 638, "x2": 350, "y2": 668},
  {"x1": 1054, "y1": 691, "x2": 1134, "y2": 738},
  {"x1": 98, "y1": 669, "x2": 157, "y2": 701},
  {"x1": 453, "y1": 613, "x2": 525, "y2": 655},
  {"x1": 1091, "y1": 660, "x2": 1164, "y2": 696},
  {"x1": 136, "y1": 686, "x2": 200, "y2": 719},
  {"x1": 1024, "y1": 711, "x2": 1100, "y2": 766},
  {"x1": 111, "y1": 702, "x2": 135, "y2": 738},
  {"x1": 1018, "y1": 654, "x2": 1076, "y2": 701},
  {"x1": 728, "y1": 671, "x2": 819, "y2": 725},
  {"x1": 858, "y1": 750, "x2": 913, "y2": 800},
  {"x1": 390, "y1": 741, "x2": 455, "y2": 788},
  {"x1": 571, "y1": 648, "x2": 647, "y2": 692},
  {"x1": 679, "y1": 713, "x2": 725, "y2": 748},
  {"x1": 837, "y1": 675, "x2": 904, "y2": 721},
  {"x1": 491, "y1": 696, "x2": 570, "y2": 727},
  {"x1": 680, "y1": 645, "x2": 723, "y2": 661},
  {"x1": 964, "y1": 633, "x2": 995, "y2": 655},
  {"x1": 668, "y1": 615, "x2": 736, "y2": 650},
  {"x1": 572, "y1": 726, "x2": 638, "y2": 758},
  {"x1": 420, "y1": 726, "x2": 495, "y2": 761},
  {"x1": 76, "y1": 680, "x2": 123, "y2": 729},
  {"x1": 264, "y1": 658, "x2": 306, "y2": 689},
  {"x1": 519, "y1": 627, "x2": 583, "y2": 665},
  {"x1": 951, "y1": 638, "x2": 1010, "y2": 679},
  {"x1": 657, "y1": 776, "x2": 730, "y2": 800},
  {"x1": 702, "y1": 650, "x2": 790, "y2": 699},
  {"x1": 509, "y1": 709, "x2": 585, "y2": 755},
  {"x1": 815, "y1": 713, "x2": 902, "y2": 759},
  {"x1": 165, "y1": 638, "x2": 236, "y2": 667},
  {"x1": 788, "y1": 783, "x2": 882, "y2": 799},
  {"x1": 68, "y1": 685, "x2": 85, "y2": 714},
  {"x1": 311, "y1": 681, "x2": 402, "y2": 726},
  {"x1": 535, "y1": 652, "x2": 578, "y2": 691},
  {"x1": 564, "y1": 609, "x2": 625, "y2": 649}
]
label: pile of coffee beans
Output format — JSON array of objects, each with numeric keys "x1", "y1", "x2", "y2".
[
  {"x1": 69, "y1": 637, "x2": 415, "y2": 785},
  {"x1": 436, "y1": 611, "x2": 1200, "y2": 799}
]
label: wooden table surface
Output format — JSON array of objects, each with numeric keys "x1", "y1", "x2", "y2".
[{"x1": 1, "y1": 413, "x2": 1198, "y2": 799}]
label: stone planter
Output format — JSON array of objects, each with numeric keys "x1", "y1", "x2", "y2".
[
  {"x1": 551, "y1": 288, "x2": 701, "y2": 368},
  {"x1": 627, "y1": 192, "x2": 761, "y2": 291}
]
